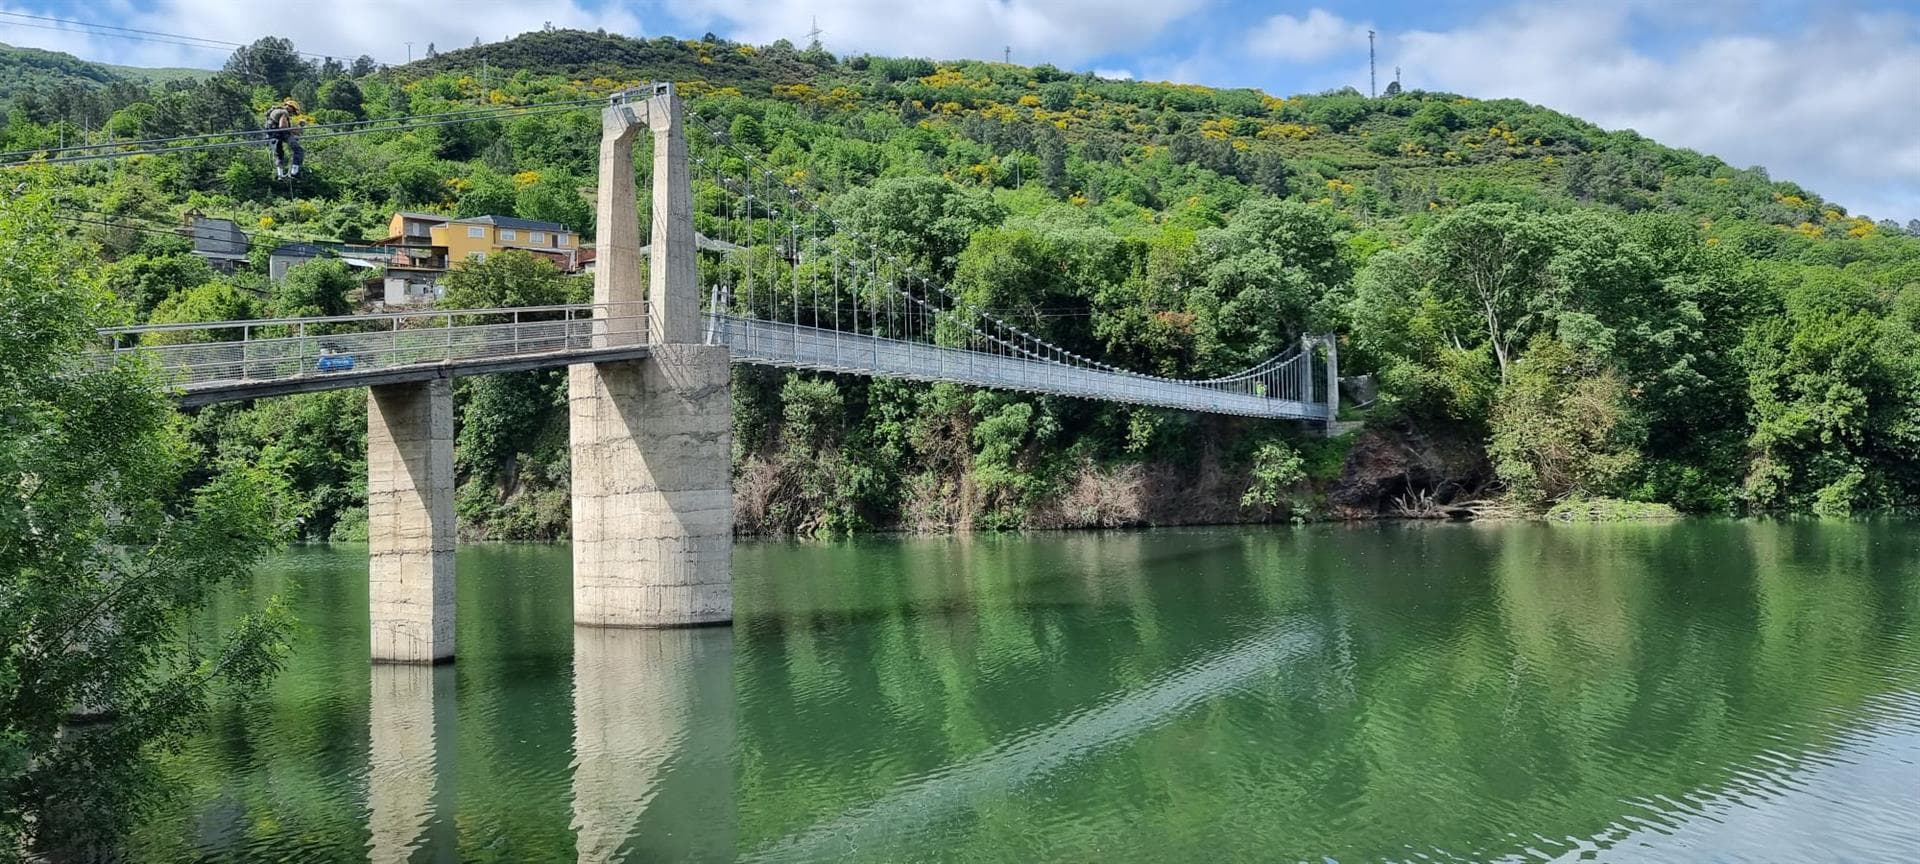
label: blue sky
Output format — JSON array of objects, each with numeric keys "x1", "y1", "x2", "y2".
[{"x1": 7, "y1": 0, "x2": 1920, "y2": 221}]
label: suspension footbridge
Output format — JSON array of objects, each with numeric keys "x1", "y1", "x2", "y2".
[{"x1": 69, "y1": 82, "x2": 1339, "y2": 660}]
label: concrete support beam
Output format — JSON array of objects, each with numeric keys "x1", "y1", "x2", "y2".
[
  {"x1": 645, "y1": 85, "x2": 699, "y2": 345},
  {"x1": 1322, "y1": 334, "x2": 1340, "y2": 429},
  {"x1": 570, "y1": 345, "x2": 732, "y2": 627},
  {"x1": 595, "y1": 101, "x2": 646, "y2": 347},
  {"x1": 368, "y1": 379, "x2": 456, "y2": 663}
]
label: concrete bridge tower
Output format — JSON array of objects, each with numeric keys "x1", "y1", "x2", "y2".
[{"x1": 568, "y1": 83, "x2": 734, "y2": 628}]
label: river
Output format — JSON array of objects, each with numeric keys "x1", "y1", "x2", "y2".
[{"x1": 130, "y1": 521, "x2": 1920, "y2": 862}]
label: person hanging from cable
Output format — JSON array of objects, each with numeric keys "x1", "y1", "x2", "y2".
[{"x1": 263, "y1": 97, "x2": 304, "y2": 180}]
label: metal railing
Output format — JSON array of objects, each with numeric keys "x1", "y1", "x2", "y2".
[
  {"x1": 95, "y1": 300, "x2": 1330, "y2": 420},
  {"x1": 708, "y1": 314, "x2": 1332, "y2": 421},
  {"x1": 101, "y1": 302, "x2": 649, "y2": 394}
]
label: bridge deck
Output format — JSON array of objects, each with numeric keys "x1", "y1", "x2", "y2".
[
  {"x1": 712, "y1": 316, "x2": 1328, "y2": 421},
  {"x1": 103, "y1": 305, "x2": 1331, "y2": 421}
]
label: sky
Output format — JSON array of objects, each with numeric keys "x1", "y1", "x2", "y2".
[{"x1": 5, "y1": 0, "x2": 1920, "y2": 222}]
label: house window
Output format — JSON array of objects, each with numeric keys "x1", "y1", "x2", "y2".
[
  {"x1": 467, "y1": 226, "x2": 485, "y2": 238},
  {"x1": 499, "y1": 229, "x2": 517, "y2": 242},
  {"x1": 530, "y1": 231, "x2": 546, "y2": 245},
  {"x1": 559, "y1": 234, "x2": 571, "y2": 247}
]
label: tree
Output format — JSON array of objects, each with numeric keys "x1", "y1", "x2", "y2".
[
  {"x1": 438, "y1": 249, "x2": 578, "y2": 309},
  {"x1": 100, "y1": 252, "x2": 217, "y2": 317},
  {"x1": 514, "y1": 172, "x2": 591, "y2": 234},
  {"x1": 456, "y1": 167, "x2": 518, "y2": 218},
  {"x1": 271, "y1": 259, "x2": 355, "y2": 318},
  {"x1": 317, "y1": 77, "x2": 364, "y2": 118},
  {"x1": 1189, "y1": 199, "x2": 1351, "y2": 370},
  {"x1": 830, "y1": 176, "x2": 1007, "y2": 279},
  {"x1": 1410, "y1": 203, "x2": 1559, "y2": 383},
  {"x1": 1488, "y1": 337, "x2": 1645, "y2": 506},
  {"x1": 222, "y1": 37, "x2": 313, "y2": 96},
  {"x1": 1, "y1": 188, "x2": 294, "y2": 857},
  {"x1": 145, "y1": 282, "x2": 257, "y2": 342}
]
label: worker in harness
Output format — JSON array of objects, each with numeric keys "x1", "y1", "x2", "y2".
[{"x1": 264, "y1": 97, "x2": 304, "y2": 180}]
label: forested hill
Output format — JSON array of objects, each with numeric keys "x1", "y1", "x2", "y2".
[{"x1": 7, "y1": 30, "x2": 1920, "y2": 538}]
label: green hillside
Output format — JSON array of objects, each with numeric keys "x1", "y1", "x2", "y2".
[
  {"x1": 6, "y1": 29, "x2": 1920, "y2": 538},
  {"x1": 98, "y1": 60, "x2": 207, "y2": 86},
  {"x1": 0, "y1": 41, "x2": 123, "y2": 100}
]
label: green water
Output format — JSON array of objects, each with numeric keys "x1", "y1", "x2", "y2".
[{"x1": 133, "y1": 522, "x2": 1920, "y2": 862}]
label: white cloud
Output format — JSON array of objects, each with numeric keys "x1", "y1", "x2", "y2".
[
  {"x1": 0, "y1": 0, "x2": 642, "y2": 69},
  {"x1": 1392, "y1": 3, "x2": 1920, "y2": 220},
  {"x1": 667, "y1": 0, "x2": 1208, "y2": 66},
  {"x1": 1246, "y1": 8, "x2": 1370, "y2": 63},
  {"x1": 1093, "y1": 68, "x2": 1134, "y2": 80}
]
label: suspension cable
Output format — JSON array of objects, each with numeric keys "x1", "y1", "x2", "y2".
[{"x1": 687, "y1": 108, "x2": 1312, "y2": 389}]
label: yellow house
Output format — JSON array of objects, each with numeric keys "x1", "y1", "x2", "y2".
[{"x1": 384, "y1": 212, "x2": 581, "y2": 267}]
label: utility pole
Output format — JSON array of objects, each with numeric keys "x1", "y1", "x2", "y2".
[
  {"x1": 806, "y1": 16, "x2": 824, "y2": 49},
  {"x1": 405, "y1": 41, "x2": 413, "y2": 63},
  {"x1": 1004, "y1": 45, "x2": 1011, "y2": 63},
  {"x1": 1368, "y1": 30, "x2": 1377, "y2": 97}
]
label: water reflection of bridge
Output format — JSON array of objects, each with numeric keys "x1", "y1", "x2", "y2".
[{"x1": 366, "y1": 626, "x2": 734, "y2": 863}]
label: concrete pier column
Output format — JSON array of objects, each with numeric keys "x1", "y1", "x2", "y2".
[
  {"x1": 570, "y1": 82, "x2": 732, "y2": 628},
  {"x1": 569, "y1": 346, "x2": 732, "y2": 627},
  {"x1": 368, "y1": 378, "x2": 456, "y2": 663}
]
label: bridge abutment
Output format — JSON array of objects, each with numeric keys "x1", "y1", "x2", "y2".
[{"x1": 367, "y1": 378, "x2": 456, "y2": 663}]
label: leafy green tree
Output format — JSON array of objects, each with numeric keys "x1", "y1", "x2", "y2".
[
  {"x1": 270, "y1": 259, "x2": 355, "y2": 318},
  {"x1": 515, "y1": 172, "x2": 592, "y2": 234},
  {"x1": 101, "y1": 252, "x2": 217, "y2": 317},
  {"x1": 145, "y1": 282, "x2": 258, "y2": 342},
  {"x1": 386, "y1": 155, "x2": 448, "y2": 207},
  {"x1": 1, "y1": 189, "x2": 295, "y2": 859},
  {"x1": 316, "y1": 77, "x2": 364, "y2": 118},
  {"x1": 831, "y1": 176, "x2": 1006, "y2": 279},
  {"x1": 438, "y1": 249, "x2": 579, "y2": 309},
  {"x1": 457, "y1": 166, "x2": 518, "y2": 218},
  {"x1": 1190, "y1": 199, "x2": 1351, "y2": 371},
  {"x1": 221, "y1": 37, "x2": 313, "y2": 97},
  {"x1": 1408, "y1": 203, "x2": 1558, "y2": 383},
  {"x1": 1488, "y1": 337, "x2": 1645, "y2": 507}
]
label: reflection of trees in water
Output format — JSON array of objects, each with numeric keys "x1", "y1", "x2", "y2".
[
  {"x1": 134, "y1": 527, "x2": 1920, "y2": 862},
  {"x1": 733, "y1": 523, "x2": 1920, "y2": 862}
]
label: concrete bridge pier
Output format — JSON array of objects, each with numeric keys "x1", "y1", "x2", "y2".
[
  {"x1": 570, "y1": 82, "x2": 733, "y2": 628},
  {"x1": 368, "y1": 378, "x2": 457, "y2": 663}
]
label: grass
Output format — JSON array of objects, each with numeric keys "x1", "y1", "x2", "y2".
[{"x1": 1545, "y1": 497, "x2": 1681, "y2": 522}]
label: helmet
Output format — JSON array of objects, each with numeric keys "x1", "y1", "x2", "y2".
[{"x1": 283, "y1": 97, "x2": 300, "y2": 111}]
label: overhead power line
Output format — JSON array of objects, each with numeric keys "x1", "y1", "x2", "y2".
[
  {"x1": 3, "y1": 102, "x2": 594, "y2": 168},
  {"x1": 0, "y1": 10, "x2": 395, "y2": 66},
  {"x1": 0, "y1": 98, "x2": 602, "y2": 161},
  {"x1": 56, "y1": 211, "x2": 369, "y2": 257}
]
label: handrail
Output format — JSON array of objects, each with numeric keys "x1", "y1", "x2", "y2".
[{"x1": 96, "y1": 302, "x2": 632, "y2": 336}]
